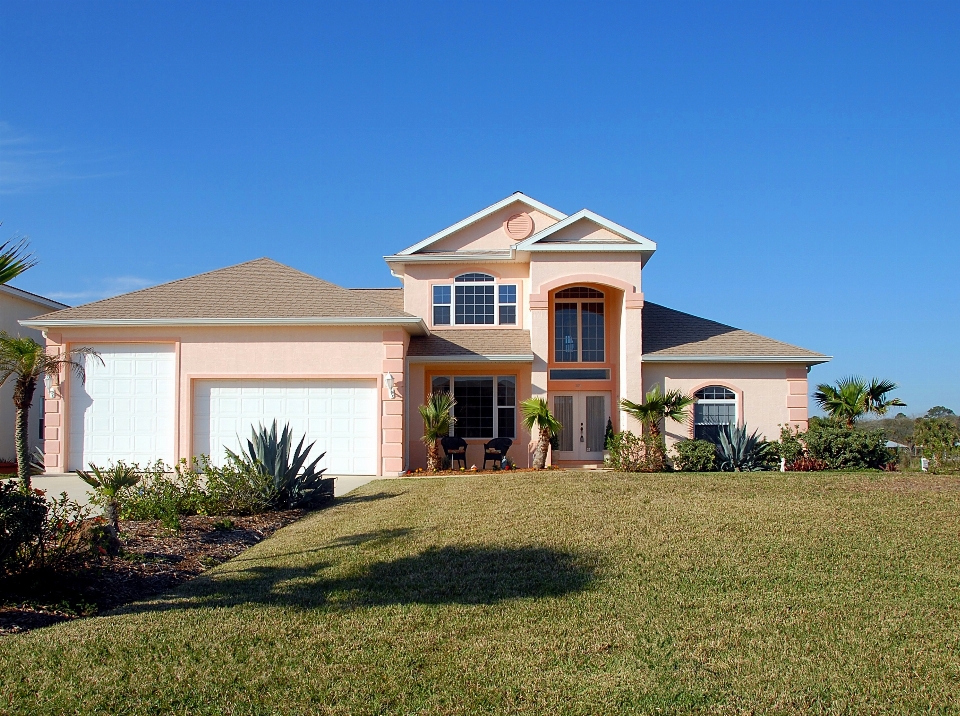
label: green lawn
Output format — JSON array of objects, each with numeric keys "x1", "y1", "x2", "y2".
[{"x1": 3, "y1": 471, "x2": 960, "y2": 715}]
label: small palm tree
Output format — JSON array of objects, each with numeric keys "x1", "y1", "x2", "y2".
[
  {"x1": 0, "y1": 236, "x2": 37, "y2": 286},
  {"x1": 419, "y1": 392, "x2": 457, "y2": 472},
  {"x1": 620, "y1": 384, "x2": 694, "y2": 438},
  {"x1": 0, "y1": 333, "x2": 101, "y2": 491},
  {"x1": 813, "y1": 376, "x2": 905, "y2": 427},
  {"x1": 75, "y1": 462, "x2": 142, "y2": 536},
  {"x1": 520, "y1": 397, "x2": 562, "y2": 469}
]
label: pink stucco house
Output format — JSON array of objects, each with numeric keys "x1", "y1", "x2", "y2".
[{"x1": 23, "y1": 193, "x2": 829, "y2": 475}]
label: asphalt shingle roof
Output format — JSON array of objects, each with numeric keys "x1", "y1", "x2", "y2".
[
  {"x1": 32, "y1": 259, "x2": 415, "y2": 321},
  {"x1": 349, "y1": 288, "x2": 405, "y2": 313},
  {"x1": 641, "y1": 302, "x2": 827, "y2": 359},
  {"x1": 408, "y1": 329, "x2": 533, "y2": 358}
]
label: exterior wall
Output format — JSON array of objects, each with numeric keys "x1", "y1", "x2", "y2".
[
  {"x1": 641, "y1": 362, "x2": 809, "y2": 449},
  {"x1": 539, "y1": 221, "x2": 632, "y2": 243},
  {"x1": 399, "y1": 262, "x2": 531, "y2": 331},
  {"x1": 405, "y1": 362, "x2": 533, "y2": 471},
  {"x1": 428, "y1": 201, "x2": 559, "y2": 253},
  {"x1": 43, "y1": 325, "x2": 397, "y2": 475},
  {"x1": 0, "y1": 292, "x2": 60, "y2": 461}
]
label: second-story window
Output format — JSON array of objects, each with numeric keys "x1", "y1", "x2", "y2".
[
  {"x1": 499, "y1": 285, "x2": 517, "y2": 325},
  {"x1": 433, "y1": 285, "x2": 452, "y2": 325},
  {"x1": 455, "y1": 273, "x2": 495, "y2": 324},
  {"x1": 554, "y1": 286, "x2": 605, "y2": 362}
]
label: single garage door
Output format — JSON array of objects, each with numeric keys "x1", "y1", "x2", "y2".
[
  {"x1": 193, "y1": 379, "x2": 378, "y2": 475},
  {"x1": 68, "y1": 344, "x2": 176, "y2": 470}
]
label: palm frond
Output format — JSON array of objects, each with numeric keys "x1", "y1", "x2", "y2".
[
  {"x1": 520, "y1": 397, "x2": 562, "y2": 435},
  {"x1": 0, "y1": 238, "x2": 37, "y2": 286}
]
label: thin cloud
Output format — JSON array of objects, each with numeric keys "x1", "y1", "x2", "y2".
[
  {"x1": 0, "y1": 121, "x2": 126, "y2": 194},
  {"x1": 45, "y1": 276, "x2": 158, "y2": 304}
]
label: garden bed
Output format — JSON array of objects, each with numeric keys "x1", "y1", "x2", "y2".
[{"x1": 0, "y1": 510, "x2": 303, "y2": 635}]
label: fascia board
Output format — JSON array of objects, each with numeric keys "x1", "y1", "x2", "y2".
[
  {"x1": 517, "y1": 244, "x2": 653, "y2": 253},
  {"x1": 384, "y1": 251, "x2": 518, "y2": 263},
  {"x1": 396, "y1": 193, "x2": 567, "y2": 256},
  {"x1": 516, "y1": 209, "x2": 657, "y2": 251},
  {"x1": 20, "y1": 316, "x2": 431, "y2": 336},
  {"x1": 642, "y1": 354, "x2": 832, "y2": 365},
  {"x1": 0, "y1": 284, "x2": 69, "y2": 311},
  {"x1": 407, "y1": 354, "x2": 534, "y2": 363}
]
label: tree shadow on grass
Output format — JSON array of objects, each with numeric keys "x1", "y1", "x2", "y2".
[
  {"x1": 124, "y1": 545, "x2": 596, "y2": 615},
  {"x1": 335, "y1": 491, "x2": 405, "y2": 506}
]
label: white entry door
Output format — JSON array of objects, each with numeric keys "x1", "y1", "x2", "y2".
[
  {"x1": 552, "y1": 391, "x2": 609, "y2": 462},
  {"x1": 193, "y1": 379, "x2": 378, "y2": 475},
  {"x1": 68, "y1": 344, "x2": 176, "y2": 470}
]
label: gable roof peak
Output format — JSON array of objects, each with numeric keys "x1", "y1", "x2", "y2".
[{"x1": 395, "y1": 192, "x2": 567, "y2": 256}]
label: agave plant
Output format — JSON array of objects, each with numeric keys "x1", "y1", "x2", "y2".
[
  {"x1": 225, "y1": 420, "x2": 333, "y2": 509},
  {"x1": 715, "y1": 424, "x2": 772, "y2": 472},
  {"x1": 75, "y1": 462, "x2": 142, "y2": 535}
]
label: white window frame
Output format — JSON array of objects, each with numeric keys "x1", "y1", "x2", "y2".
[
  {"x1": 430, "y1": 274, "x2": 519, "y2": 327},
  {"x1": 693, "y1": 386, "x2": 738, "y2": 440},
  {"x1": 430, "y1": 374, "x2": 516, "y2": 440}
]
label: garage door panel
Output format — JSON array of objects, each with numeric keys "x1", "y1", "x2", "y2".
[
  {"x1": 68, "y1": 345, "x2": 176, "y2": 470},
  {"x1": 194, "y1": 379, "x2": 378, "y2": 475}
]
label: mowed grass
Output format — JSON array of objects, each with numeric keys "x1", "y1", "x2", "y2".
[{"x1": 3, "y1": 471, "x2": 960, "y2": 715}]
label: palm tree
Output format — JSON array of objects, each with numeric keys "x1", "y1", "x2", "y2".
[
  {"x1": 0, "y1": 333, "x2": 101, "y2": 490},
  {"x1": 813, "y1": 376, "x2": 906, "y2": 428},
  {"x1": 419, "y1": 391, "x2": 457, "y2": 472},
  {"x1": 0, "y1": 237, "x2": 38, "y2": 285},
  {"x1": 75, "y1": 462, "x2": 141, "y2": 536},
  {"x1": 620, "y1": 384, "x2": 694, "y2": 438},
  {"x1": 520, "y1": 397, "x2": 562, "y2": 469}
]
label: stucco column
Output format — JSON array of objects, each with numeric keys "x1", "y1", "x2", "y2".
[
  {"x1": 620, "y1": 298, "x2": 644, "y2": 434},
  {"x1": 529, "y1": 303, "x2": 549, "y2": 398},
  {"x1": 381, "y1": 330, "x2": 406, "y2": 476},
  {"x1": 42, "y1": 334, "x2": 65, "y2": 473}
]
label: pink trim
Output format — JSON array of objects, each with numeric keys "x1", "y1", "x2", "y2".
[{"x1": 530, "y1": 274, "x2": 643, "y2": 309}]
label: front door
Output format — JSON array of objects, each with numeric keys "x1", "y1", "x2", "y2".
[{"x1": 552, "y1": 391, "x2": 609, "y2": 462}]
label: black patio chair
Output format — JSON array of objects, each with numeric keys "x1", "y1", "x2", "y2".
[
  {"x1": 440, "y1": 436, "x2": 468, "y2": 470},
  {"x1": 482, "y1": 437, "x2": 513, "y2": 470}
]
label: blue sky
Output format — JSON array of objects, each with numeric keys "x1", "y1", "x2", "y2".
[{"x1": 1, "y1": 1, "x2": 958, "y2": 414}]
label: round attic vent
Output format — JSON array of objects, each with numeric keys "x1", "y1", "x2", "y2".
[{"x1": 504, "y1": 212, "x2": 534, "y2": 240}]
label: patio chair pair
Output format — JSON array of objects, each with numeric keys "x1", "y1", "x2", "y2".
[{"x1": 440, "y1": 436, "x2": 513, "y2": 470}]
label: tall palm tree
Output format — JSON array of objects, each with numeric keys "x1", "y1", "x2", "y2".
[
  {"x1": 620, "y1": 384, "x2": 694, "y2": 438},
  {"x1": 520, "y1": 397, "x2": 562, "y2": 469},
  {"x1": 0, "y1": 333, "x2": 100, "y2": 490},
  {"x1": 813, "y1": 376, "x2": 905, "y2": 428},
  {"x1": 0, "y1": 236, "x2": 37, "y2": 286},
  {"x1": 419, "y1": 391, "x2": 457, "y2": 472}
]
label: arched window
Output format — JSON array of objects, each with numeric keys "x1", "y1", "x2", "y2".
[
  {"x1": 554, "y1": 286, "x2": 605, "y2": 362},
  {"x1": 454, "y1": 273, "x2": 494, "y2": 283},
  {"x1": 694, "y1": 386, "x2": 737, "y2": 442}
]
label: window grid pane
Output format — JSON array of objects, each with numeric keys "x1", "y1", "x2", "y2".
[
  {"x1": 453, "y1": 377, "x2": 494, "y2": 438},
  {"x1": 554, "y1": 302, "x2": 579, "y2": 362},
  {"x1": 455, "y1": 285, "x2": 495, "y2": 325},
  {"x1": 499, "y1": 305, "x2": 516, "y2": 324},
  {"x1": 454, "y1": 273, "x2": 494, "y2": 283},
  {"x1": 434, "y1": 305, "x2": 451, "y2": 325},
  {"x1": 580, "y1": 302, "x2": 604, "y2": 362},
  {"x1": 556, "y1": 286, "x2": 604, "y2": 299},
  {"x1": 695, "y1": 386, "x2": 736, "y2": 400},
  {"x1": 432, "y1": 376, "x2": 450, "y2": 394},
  {"x1": 498, "y1": 285, "x2": 517, "y2": 303},
  {"x1": 498, "y1": 408, "x2": 515, "y2": 439}
]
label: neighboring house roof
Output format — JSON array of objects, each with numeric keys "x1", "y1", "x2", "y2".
[
  {"x1": 0, "y1": 284, "x2": 68, "y2": 311},
  {"x1": 393, "y1": 192, "x2": 567, "y2": 256},
  {"x1": 642, "y1": 302, "x2": 830, "y2": 364},
  {"x1": 350, "y1": 287, "x2": 404, "y2": 312},
  {"x1": 408, "y1": 329, "x2": 534, "y2": 362},
  {"x1": 22, "y1": 258, "x2": 427, "y2": 333}
]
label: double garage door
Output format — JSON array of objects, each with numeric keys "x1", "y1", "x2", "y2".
[{"x1": 68, "y1": 345, "x2": 378, "y2": 474}]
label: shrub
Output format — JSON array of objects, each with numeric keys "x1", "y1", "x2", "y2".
[
  {"x1": 0, "y1": 482, "x2": 47, "y2": 575},
  {"x1": 770, "y1": 424, "x2": 806, "y2": 465},
  {"x1": 805, "y1": 425, "x2": 889, "y2": 470},
  {"x1": 76, "y1": 462, "x2": 142, "y2": 535},
  {"x1": 787, "y1": 456, "x2": 828, "y2": 472},
  {"x1": 191, "y1": 455, "x2": 275, "y2": 515},
  {"x1": 607, "y1": 431, "x2": 666, "y2": 472},
  {"x1": 671, "y1": 439, "x2": 716, "y2": 472},
  {"x1": 120, "y1": 460, "x2": 208, "y2": 523},
  {"x1": 913, "y1": 418, "x2": 960, "y2": 473},
  {"x1": 715, "y1": 424, "x2": 773, "y2": 472}
]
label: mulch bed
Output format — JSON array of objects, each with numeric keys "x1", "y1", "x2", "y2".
[{"x1": 0, "y1": 510, "x2": 304, "y2": 636}]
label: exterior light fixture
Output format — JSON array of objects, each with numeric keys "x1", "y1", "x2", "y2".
[
  {"x1": 384, "y1": 372, "x2": 396, "y2": 399},
  {"x1": 44, "y1": 373, "x2": 57, "y2": 399}
]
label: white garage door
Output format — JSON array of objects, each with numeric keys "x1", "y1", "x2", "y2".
[
  {"x1": 193, "y1": 379, "x2": 378, "y2": 475},
  {"x1": 68, "y1": 344, "x2": 176, "y2": 470}
]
